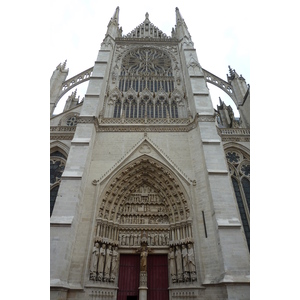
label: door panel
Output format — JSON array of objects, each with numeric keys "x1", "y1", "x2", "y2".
[
  {"x1": 147, "y1": 255, "x2": 169, "y2": 300},
  {"x1": 117, "y1": 255, "x2": 140, "y2": 300}
]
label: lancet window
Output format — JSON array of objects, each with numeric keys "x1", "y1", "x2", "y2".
[
  {"x1": 225, "y1": 149, "x2": 250, "y2": 250},
  {"x1": 50, "y1": 150, "x2": 67, "y2": 216}
]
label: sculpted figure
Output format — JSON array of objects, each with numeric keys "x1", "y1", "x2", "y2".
[
  {"x1": 110, "y1": 246, "x2": 119, "y2": 282},
  {"x1": 182, "y1": 244, "x2": 189, "y2": 281},
  {"x1": 175, "y1": 245, "x2": 183, "y2": 282},
  {"x1": 97, "y1": 244, "x2": 106, "y2": 281},
  {"x1": 188, "y1": 244, "x2": 197, "y2": 281},
  {"x1": 140, "y1": 246, "x2": 148, "y2": 272},
  {"x1": 187, "y1": 244, "x2": 196, "y2": 272},
  {"x1": 104, "y1": 245, "x2": 113, "y2": 280},
  {"x1": 168, "y1": 247, "x2": 176, "y2": 283},
  {"x1": 89, "y1": 242, "x2": 100, "y2": 280}
]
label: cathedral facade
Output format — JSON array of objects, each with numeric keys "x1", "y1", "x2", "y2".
[{"x1": 50, "y1": 7, "x2": 250, "y2": 300}]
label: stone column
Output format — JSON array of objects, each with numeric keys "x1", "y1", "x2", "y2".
[{"x1": 139, "y1": 271, "x2": 148, "y2": 300}]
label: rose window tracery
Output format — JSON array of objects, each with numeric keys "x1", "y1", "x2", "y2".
[{"x1": 104, "y1": 47, "x2": 189, "y2": 120}]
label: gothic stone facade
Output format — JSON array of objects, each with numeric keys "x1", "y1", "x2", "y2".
[{"x1": 50, "y1": 7, "x2": 250, "y2": 300}]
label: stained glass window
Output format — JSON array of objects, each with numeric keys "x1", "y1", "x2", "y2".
[
  {"x1": 50, "y1": 185, "x2": 59, "y2": 216},
  {"x1": 119, "y1": 48, "x2": 174, "y2": 93},
  {"x1": 226, "y1": 149, "x2": 250, "y2": 251},
  {"x1": 50, "y1": 151, "x2": 66, "y2": 216},
  {"x1": 113, "y1": 100, "x2": 121, "y2": 118},
  {"x1": 232, "y1": 178, "x2": 250, "y2": 250}
]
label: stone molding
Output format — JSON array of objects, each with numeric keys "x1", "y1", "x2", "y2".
[{"x1": 217, "y1": 127, "x2": 250, "y2": 142}]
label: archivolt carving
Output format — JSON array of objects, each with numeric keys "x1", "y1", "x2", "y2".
[{"x1": 98, "y1": 156, "x2": 190, "y2": 224}]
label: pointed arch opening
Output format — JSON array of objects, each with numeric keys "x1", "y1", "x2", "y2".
[
  {"x1": 89, "y1": 156, "x2": 198, "y2": 284},
  {"x1": 92, "y1": 156, "x2": 194, "y2": 249}
]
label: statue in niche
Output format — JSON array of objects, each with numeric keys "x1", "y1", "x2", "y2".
[
  {"x1": 182, "y1": 244, "x2": 190, "y2": 281},
  {"x1": 104, "y1": 245, "x2": 113, "y2": 281},
  {"x1": 168, "y1": 247, "x2": 177, "y2": 283},
  {"x1": 89, "y1": 242, "x2": 100, "y2": 280},
  {"x1": 175, "y1": 245, "x2": 183, "y2": 282},
  {"x1": 110, "y1": 246, "x2": 119, "y2": 282},
  {"x1": 187, "y1": 243, "x2": 197, "y2": 281},
  {"x1": 97, "y1": 244, "x2": 106, "y2": 281}
]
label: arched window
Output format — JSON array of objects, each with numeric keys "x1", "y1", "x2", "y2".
[
  {"x1": 139, "y1": 99, "x2": 146, "y2": 118},
  {"x1": 155, "y1": 100, "x2": 162, "y2": 118},
  {"x1": 50, "y1": 150, "x2": 66, "y2": 216},
  {"x1": 171, "y1": 100, "x2": 178, "y2": 118},
  {"x1": 226, "y1": 149, "x2": 250, "y2": 250},
  {"x1": 123, "y1": 99, "x2": 130, "y2": 118},
  {"x1": 131, "y1": 99, "x2": 137, "y2": 118},
  {"x1": 113, "y1": 99, "x2": 121, "y2": 118},
  {"x1": 50, "y1": 185, "x2": 59, "y2": 216},
  {"x1": 162, "y1": 100, "x2": 169, "y2": 118},
  {"x1": 147, "y1": 100, "x2": 154, "y2": 118},
  {"x1": 66, "y1": 115, "x2": 77, "y2": 126}
]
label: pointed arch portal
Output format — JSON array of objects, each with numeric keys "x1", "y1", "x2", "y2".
[
  {"x1": 89, "y1": 156, "x2": 198, "y2": 292},
  {"x1": 95, "y1": 155, "x2": 192, "y2": 245}
]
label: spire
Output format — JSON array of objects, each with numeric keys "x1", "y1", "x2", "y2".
[
  {"x1": 174, "y1": 7, "x2": 192, "y2": 43},
  {"x1": 112, "y1": 6, "x2": 120, "y2": 23},
  {"x1": 228, "y1": 65, "x2": 236, "y2": 80},
  {"x1": 104, "y1": 6, "x2": 121, "y2": 40}
]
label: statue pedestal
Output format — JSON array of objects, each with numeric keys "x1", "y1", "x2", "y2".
[
  {"x1": 138, "y1": 287, "x2": 148, "y2": 300},
  {"x1": 139, "y1": 271, "x2": 148, "y2": 300}
]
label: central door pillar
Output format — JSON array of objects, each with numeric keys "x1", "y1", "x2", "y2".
[
  {"x1": 138, "y1": 272, "x2": 148, "y2": 300},
  {"x1": 137, "y1": 232, "x2": 150, "y2": 300}
]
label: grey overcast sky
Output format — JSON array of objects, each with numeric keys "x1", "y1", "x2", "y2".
[{"x1": 50, "y1": 0, "x2": 250, "y2": 115}]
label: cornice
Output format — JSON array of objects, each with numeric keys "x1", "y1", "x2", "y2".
[
  {"x1": 217, "y1": 127, "x2": 250, "y2": 142},
  {"x1": 50, "y1": 126, "x2": 76, "y2": 140}
]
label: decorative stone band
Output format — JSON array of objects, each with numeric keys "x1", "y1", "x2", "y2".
[
  {"x1": 95, "y1": 114, "x2": 215, "y2": 132},
  {"x1": 50, "y1": 126, "x2": 76, "y2": 140},
  {"x1": 217, "y1": 127, "x2": 250, "y2": 142},
  {"x1": 116, "y1": 37, "x2": 178, "y2": 43},
  {"x1": 77, "y1": 116, "x2": 98, "y2": 124},
  {"x1": 89, "y1": 289, "x2": 116, "y2": 299},
  {"x1": 50, "y1": 135, "x2": 74, "y2": 140},
  {"x1": 171, "y1": 290, "x2": 198, "y2": 298}
]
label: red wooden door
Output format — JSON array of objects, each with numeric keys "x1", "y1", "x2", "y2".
[
  {"x1": 147, "y1": 255, "x2": 169, "y2": 300},
  {"x1": 117, "y1": 255, "x2": 140, "y2": 300}
]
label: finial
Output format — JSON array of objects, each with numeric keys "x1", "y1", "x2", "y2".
[
  {"x1": 62, "y1": 60, "x2": 67, "y2": 69},
  {"x1": 145, "y1": 12, "x2": 149, "y2": 19}
]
